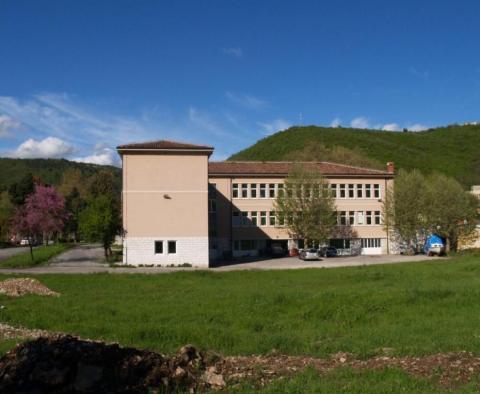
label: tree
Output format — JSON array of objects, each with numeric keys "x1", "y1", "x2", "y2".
[
  {"x1": 0, "y1": 192, "x2": 14, "y2": 242},
  {"x1": 383, "y1": 169, "x2": 427, "y2": 249},
  {"x1": 274, "y1": 166, "x2": 336, "y2": 247},
  {"x1": 64, "y1": 187, "x2": 86, "y2": 242},
  {"x1": 88, "y1": 170, "x2": 119, "y2": 199},
  {"x1": 79, "y1": 195, "x2": 120, "y2": 259},
  {"x1": 10, "y1": 185, "x2": 68, "y2": 260},
  {"x1": 58, "y1": 169, "x2": 88, "y2": 198},
  {"x1": 8, "y1": 173, "x2": 35, "y2": 206},
  {"x1": 423, "y1": 174, "x2": 478, "y2": 251}
]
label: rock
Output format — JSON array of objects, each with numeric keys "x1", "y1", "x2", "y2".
[{"x1": 202, "y1": 369, "x2": 226, "y2": 387}]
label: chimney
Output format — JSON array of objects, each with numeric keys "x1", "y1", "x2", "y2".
[{"x1": 387, "y1": 162, "x2": 395, "y2": 173}]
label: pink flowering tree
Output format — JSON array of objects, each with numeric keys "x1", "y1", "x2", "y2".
[{"x1": 11, "y1": 185, "x2": 68, "y2": 260}]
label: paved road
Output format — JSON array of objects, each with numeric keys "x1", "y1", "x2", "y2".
[
  {"x1": 0, "y1": 246, "x2": 37, "y2": 261},
  {"x1": 0, "y1": 244, "x2": 446, "y2": 274}
]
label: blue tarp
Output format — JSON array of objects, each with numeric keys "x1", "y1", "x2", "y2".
[{"x1": 423, "y1": 234, "x2": 445, "y2": 254}]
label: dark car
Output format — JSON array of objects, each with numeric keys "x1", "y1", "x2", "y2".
[{"x1": 319, "y1": 246, "x2": 337, "y2": 257}]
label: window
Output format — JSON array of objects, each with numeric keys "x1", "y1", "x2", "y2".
[
  {"x1": 241, "y1": 211, "x2": 249, "y2": 226},
  {"x1": 260, "y1": 184, "x2": 266, "y2": 198},
  {"x1": 330, "y1": 239, "x2": 351, "y2": 249},
  {"x1": 154, "y1": 241, "x2": 163, "y2": 254},
  {"x1": 339, "y1": 211, "x2": 347, "y2": 225},
  {"x1": 240, "y1": 240, "x2": 257, "y2": 251},
  {"x1": 269, "y1": 184, "x2": 276, "y2": 198},
  {"x1": 374, "y1": 184, "x2": 380, "y2": 198},
  {"x1": 260, "y1": 211, "x2": 267, "y2": 226},
  {"x1": 250, "y1": 183, "x2": 257, "y2": 198},
  {"x1": 330, "y1": 184, "x2": 337, "y2": 198},
  {"x1": 348, "y1": 184, "x2": 355, "y2": 198},
  {"x1": 340, "y1": 184, "x2": 346, "y2": 198},
  {"x1": 357, "y1": 211, "x2": 365, "y2": 225},
  {"x1": 366, "y1": 210, "x2": 372, "y2": 225},
  {"x1": 232, "y1": 211, "x2": 240, "y2": 227},
  {"x1": 356, "y1": 184, "x2": 363, "y2": 198},
  {"x1": 241, "y1": 183, "x2": 248, "y2": 198},
  {"x1": 349, "y1": 211, "x2": 355, "y2": 225},
  {"x1": 250, "y1": 211, "x2": 258, "y2": 226},
  {"x1": 361, "y1": 238, "x2": 381, "y2": 248},
  {"x1": 277, "y1": 183, "x2": 284, "y2": 197},
  {"x1": 365, "y1": 184, "x2": 371, "y2": 198},
  {"x1": 232, "y1": 183, "x2": 239, "y2": 198},
  {"x1": 168, "y1": 241, "x2": 176, "y2": 254},
  {"x1": 374, "y1": 210, "x2": 381, "y2": 225},
  {"x1": 269, "y1": 211, "x2": 276, "y2": 226}
]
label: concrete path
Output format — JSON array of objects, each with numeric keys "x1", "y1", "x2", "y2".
[
  {"x1": 0, "y1": 246, "x2": 38, "y2": 261},
  {"x1": 0, "y1": 244, "x2": 446, "y2": 274}
]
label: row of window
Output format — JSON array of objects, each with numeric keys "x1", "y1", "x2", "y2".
[
  {"x1": 154, "y1": 240, "x2": 177, "y2": 254},
  {"x1": 361, "y1": 238, "x2": 382, "y2": 248},
  {"x1": 233, "y1": 238, "x2": 382, "y2": 251},
  {"x1": 231, "y1": 183, "x2": 381, "y2": 199},
  {"x1": 338, "y1": 211, "x2": 382, "y2": 226}
]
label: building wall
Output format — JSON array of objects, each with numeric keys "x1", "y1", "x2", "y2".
[
  {"x1": 209, "y1": 175, "x2": 394, "y2": 256},
  {"x1": 122, "y1": 153, "x2": 210, "y2": 266}
]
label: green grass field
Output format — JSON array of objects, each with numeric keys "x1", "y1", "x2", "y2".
[
  {"x1": 0, "y1": 244, "x2": 70, "y2": 268},
  {"x1": 1, "y1": 252, "x2": 480, "y2": 391}
]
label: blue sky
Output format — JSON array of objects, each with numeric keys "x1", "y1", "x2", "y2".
[{"x1": 1, "y1": 0, "x2": 480, "y2": 165}]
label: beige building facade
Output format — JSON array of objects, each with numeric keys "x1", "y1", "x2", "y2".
[{"x1": 118, "y1": 140, "x2": 395, "y2": 267}]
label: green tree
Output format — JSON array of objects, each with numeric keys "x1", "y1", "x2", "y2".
[
  {"x1": 79, "y1": 195, "x2": 120, "y2": 259},
  {"x1": 0, "y1": 192, "x2": 14, "y2": 242},
  {"x1": 64, "y1": 187, "x2": 86, "y2": 242},
  {"x1": 8, "y1": 173, "x2": 35, "y2": 206},
  {"x1": 383, "y1": 169, "x2": 427, "y2": 249},
  {"x1": 274, "y1": 166, "x2": 336, "y2": 247},
  {"x1": 423, "y1": 174, "x2": 478, "y2": 251},
  {"x1": 88, "y1": 170, "x2": 120, "y2": 199}
]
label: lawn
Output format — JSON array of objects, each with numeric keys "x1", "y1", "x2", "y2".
[
  {"x1": 0, "y1": 244, "x2": 70, "y2": 268},
  {"x1": 0, "y1": 252, "x2": 480, "y2": 391}
]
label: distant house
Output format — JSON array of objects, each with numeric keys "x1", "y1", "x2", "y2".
[
  {"x1": 459, "y1": 186, "x2": 480, "y2": 250},
  {"x1": 117, "y1": 140, "x2": 396, "y2": 267}
]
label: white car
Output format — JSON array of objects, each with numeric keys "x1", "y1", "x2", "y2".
[
  {"x1": 299, "y1": 248, "x2": 320, "y2": 261},
  {"x1": 19, "y1": 238, "x2": 31, "y2": 246},
  {"x1": 427, "y1": 243, "x2": 445, "y2": 256}
]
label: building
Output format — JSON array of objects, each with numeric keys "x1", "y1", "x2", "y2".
[
  {"x1": 117, "y1": 140, "x2": 395, "y2": 267},
  {"x1": 459, "y1": 185, "x2": 480, "y2": 250}
]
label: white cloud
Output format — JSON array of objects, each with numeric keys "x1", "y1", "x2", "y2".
[
  {"x1": 222, "y1": 47, "x2": 243, "y2": 58},
  {"x1": 381, "y1": 123, "x2": 400, "y2": 131},
  {"x1": 350, "y1": 116, "x2": 370, "y2": 129},
  {"x1": 0, "y1": 114, "x2": 21, "y2": 138},
  {"x1": 329, "y1": 117, "x2": 342, "y2": 127},
  {"x1": 10, "y1": 136, "x2": 75, "y2": 159},
  {"x1": 73, "y1": 148, "x2": 119, "y2": 166},
  {"x1": 225, "y1": 92, "x2": 268, "y2": 110},
  {"x1": 407, "y1": 123, "x2": 428, "y2": 131},
  {"x1": 259, "y1": 118, "x2": 291, "y2": 135}
]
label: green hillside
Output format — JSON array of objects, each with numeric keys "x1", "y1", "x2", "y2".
[
  {"x1": 0, "y1": 158, "x2": 121, "y2": 192},
  {"x1": 230, "y1": 124, "x2": 480, "y2": 187}
]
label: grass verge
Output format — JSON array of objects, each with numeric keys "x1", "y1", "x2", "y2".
[{"x1": 0, "y1": 244, "x2": 71, "y2": 268}]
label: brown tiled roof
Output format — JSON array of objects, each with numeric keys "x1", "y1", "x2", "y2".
[
  {"x1": 117, "y1": 140, "x2": 214, "y2": 151},
  {"x1": 208, "y1": 161, "x2": 393, "y2": 177}
]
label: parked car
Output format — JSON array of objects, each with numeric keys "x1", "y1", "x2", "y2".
[
  {"x1": 19, "y1": 238, "x2": 31, "y2": 246},
  {"x1": 423, "y1": 234, "x2": 446, "y2": 256},
  {"x1": 299, "y1": 248, "x2": 320, "y2": 261},
  {"x1": 319, "y1": 246, "x2": 338, "y2": 257}
]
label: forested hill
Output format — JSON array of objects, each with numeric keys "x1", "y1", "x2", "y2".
[
  {"x1": 0, "y1": 158, "x2": 121, "y2": 192},
  {"x1": 229, "y1": 124, "x2": 480, "y2": 187}
]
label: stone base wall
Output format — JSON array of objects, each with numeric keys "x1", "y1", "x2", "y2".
[{"x1": 123, "y1": 237, "x2": 209, "y2": 267}]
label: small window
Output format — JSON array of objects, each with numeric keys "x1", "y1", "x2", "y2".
[
  {"x1": 241, "y1": 211, "x2": 249, "y2": 226},
  {"x1": 356, "y1": 184, "x2": 363, "y2": 198},
  {"x1": 374, "y1": 210, "x2": 381, "y2": 225},
  {"x1": 365, "y1": 184, "x2": 371, "y2": 198},
  {"x1": 168, "y1": 241, "x2": 176, "y2": 254},
  {"x1": 154, "y1": 241, "x2": 163, "y2": 254},
  {"x1": 366, "y1": 211, "x2": 372, "y2": 225},
  {"x1": 339, "y1": 211, "x2": 347, "y2": 225},
  {"x1": 348, "y1": 184, "x2": 355, "y2": 198},
  {"x1": 330, "y1": 183, "x2": 337, "y2": 198},
  {"x1": 340, "y1": 184, "x2": 346, "y2": 198},
  {"x1": 269, "y1": 211, "x2": 276, "y2": 226},
  {"x1": 269, "y1": 184, "x2": 276, "y2": 198},
  {"x1": 232, "y1": 183, "x2": 239, "y2": 198},
  {"x1": 250, "y1": 184, "x2": 257, "y2": 198},
  {"x1": 232, "y1": 211, "x2": 240, "y2": 227},
  {"x1": 251, "y1": 211, "x2": 258, "y2": 226},
  {"x1": 374, "y1": 184, "x2": 380, "y2": 198},
  {"x1": 260, "y1": 184, "x2": 266, "y2": 198},
  {"x1": 349, "y1": 211, "x2": 355, "y2": 225},
  {"x1": 260, "y1": 211, "x2": 267, "y2": 226},
  {"x1": 241, "y1": 183, "x2": 248, "y2": 198},
  {"x1": 357, "y1": 211, "x2": 364, "y2": 225}
]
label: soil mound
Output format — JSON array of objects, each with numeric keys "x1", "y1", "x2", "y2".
[
  {"x1": 0, "y1": 278, "x2": 59, "y2": 297},
  {"x1": 0, "y1": 336, "x2": 225, "y2": 393}
]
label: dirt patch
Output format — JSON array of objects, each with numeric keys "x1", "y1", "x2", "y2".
[
  {"x1": 0, "y1": 323, "x2": 51, "y2": 341},
  {"x1": 0, "y1": 278, "x2": 59, "y2": 297},
  {"x1": 1, "y1": 336, "x2": 480, "y2": 391}
]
